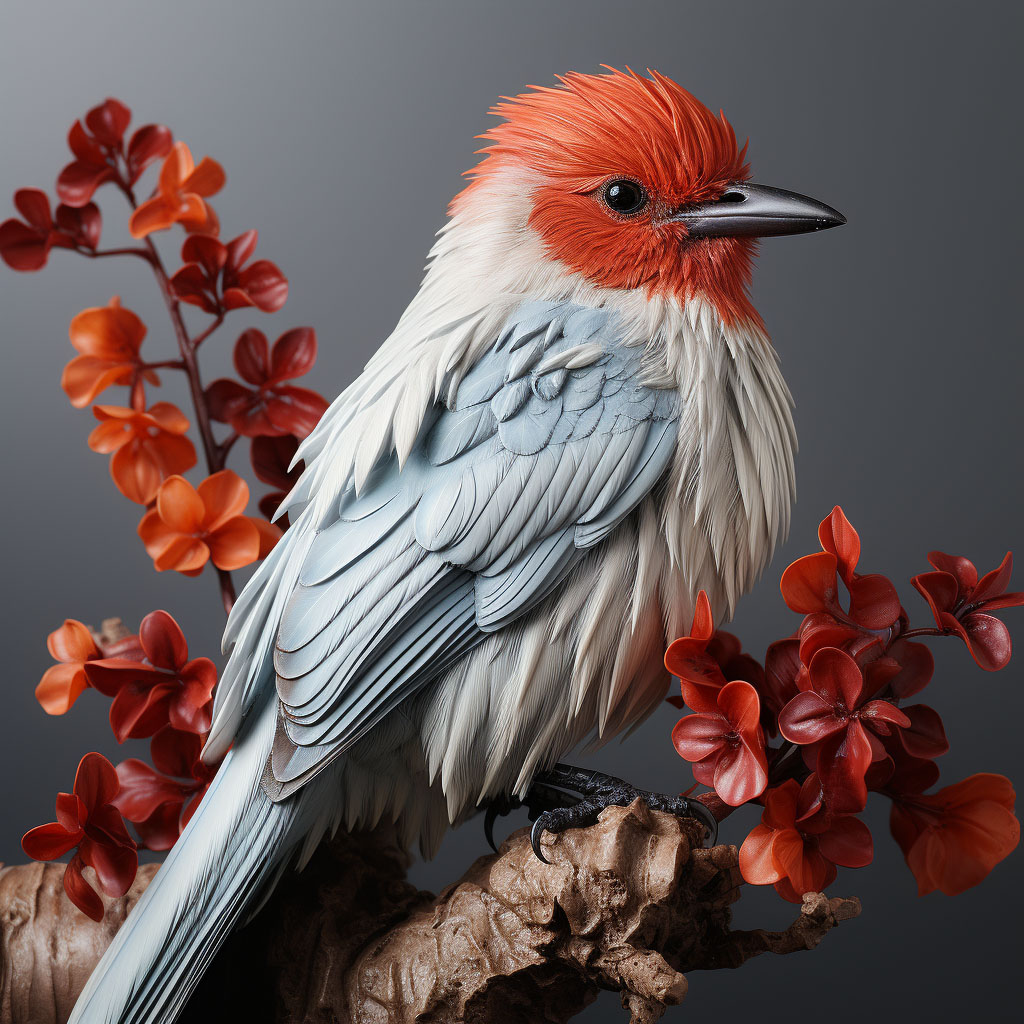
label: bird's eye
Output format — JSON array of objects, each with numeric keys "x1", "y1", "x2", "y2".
[{"x1": 602, "y1": 179, "x2": 647, "y2": 216}]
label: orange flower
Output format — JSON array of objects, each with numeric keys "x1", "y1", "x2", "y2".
[
  {"x1": 61, "y1": 298, "x2": 156, "y2": 408},
  {"x1": 739, "y1": 778, "x2": 873, "y2": 902},
  {"x1": 129, "y1": 142, "x2": 224, "y2": 239},
  {"x1": 36, "y1": 619, "x2": 100, "y2": 715},
  {"x1": 890, "y1": 773, "x2": 1019, "y2": 896},
  {"x1": 138, "y1": 470, "x2": 279, "y2": 575},
  {"x1": 89, "y1": 402, "x2": 197, "y2": 504}
]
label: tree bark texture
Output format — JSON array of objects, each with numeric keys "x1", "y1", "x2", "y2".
[{"x1": 0, "y1": 801, "x2": 859, "y2": 1023}]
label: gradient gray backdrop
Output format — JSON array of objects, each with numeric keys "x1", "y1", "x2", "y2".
[{"x1": 1, "y1": 2, "x2": 1020, "y2": 1021}]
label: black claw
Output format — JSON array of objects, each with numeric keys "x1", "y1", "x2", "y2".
[
  {"x1": 484, "y1": 804, "x2": 500, "y2": 853},
  {"x1": 690, "y1": 799, "x2": 720, "y2": 846},
  {"x1": 530, "y1": 816, "x2": 552, "y2": 864}
]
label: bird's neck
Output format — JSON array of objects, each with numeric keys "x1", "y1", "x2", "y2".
[{"x1": 654, "y1": 299, "x2": 797, "y2": 623}]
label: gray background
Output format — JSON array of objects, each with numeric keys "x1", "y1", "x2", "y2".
[{"x1": 1, "y1": 1, "x2": 1020, "y2": 1020}]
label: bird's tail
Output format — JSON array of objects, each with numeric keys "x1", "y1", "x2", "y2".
[{"x1": 69, "y1": 698, "x2": 307, "y2": 1024}]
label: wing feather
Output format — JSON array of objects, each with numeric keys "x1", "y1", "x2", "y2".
[{"x1": 210, "y1": 299, "x2": 681, "y2": 793}]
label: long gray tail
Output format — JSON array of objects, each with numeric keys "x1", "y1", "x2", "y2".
[{"x1": 68, "y1": 698, "x2": 306, "y2": 1024}]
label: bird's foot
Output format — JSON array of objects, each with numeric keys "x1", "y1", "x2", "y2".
[
  {"x1": 482, "y1": 784, "x2": 577, "y2": 853},
  {"x1": 525, "y1": 763, "x2": 718, "y2": 863}
]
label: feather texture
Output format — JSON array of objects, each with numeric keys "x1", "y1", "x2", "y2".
[{"x1": 250, "y1": 299, "x2": 680, "y2": 796}]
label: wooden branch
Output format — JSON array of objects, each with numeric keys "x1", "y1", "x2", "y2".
[{"x1": 0, "y1": 802, "x2": 859, "y2": 1023}]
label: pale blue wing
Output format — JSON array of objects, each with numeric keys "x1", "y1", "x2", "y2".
[{"x1": 266, "y1": 300, "x2": 679, "y2": 794}]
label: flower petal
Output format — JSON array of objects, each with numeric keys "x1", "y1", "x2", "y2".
[
  {"x1": 156, "y1": 475, "x2": 205, "y2": 533},
  {"x1": 898, "y1": 703, "x2": 949, "y2": 758},
  {"x1": 63, "y1": 856, "x2": 105, "y2": 921},
  {"x1": 808, "y1": 646, "x2": 864, "y2": 709},
  {"x1": 713, "y1": 740, "x2": 768, "y2": 806},
  {"x1": 779, "y1": 552, "x2": 839, "y2": 614},
  {"x1": 183, "y1": 156, "x2": 226, "y2": 197},
  {"x1": 818, "y1": 814, "x2": 874, "y2": 868},
  {"x1": 36, "y1": 663, "x2": 90, "y2": 715},
  {"x1": 739, "y1": 824, "x2": 783, "y2": 884},
  {"x1": 47, "y1": 619, "x2": 97, "y2": 663},
  {"x1": 961, "y1": 613, "x2": 1012, "y2": 672},
  {"x1": 671, "y1": 713, "x2": 726, "y2": 763},
  {"x1": 816, "y1": 723, "x2": 873, "y2": 813},
  {"x1": 818, "y1": 506, "x2": 860, "y2": 584},
  {"x1": 61, "y1": 356, "x2": 132, "y2": 408},
  {"x1": 847, "y1": 573, "x2": 901, "y2": 629},
  {"x1": 22, "y1": 822, "x2": 81, "y2": 860},
  {"x1": 74, "y1": 752, "x2": 120, "y2": 812},
  {"x1": 198, "y1": 469, "x2": 250, "y2": 530},
  {"x1": 129, "y1": 195, "x2": 178, "y2": 238},
  {"x1": 207, "y1": 516, "x2": 261, "y2": 570},
  {"x1": 269, "y1": 327, "x2": 316, "y2": 382},
  {"x1": 139, "y1": 610, "x2": 188, "y2": 670},
  {"x1": 778, "y1": 691, "x2": 843, "y2": 744}
]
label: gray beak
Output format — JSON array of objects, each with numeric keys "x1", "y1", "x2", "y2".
[{"x1": 670, "y1": 181, "x2": 846, "y2": 238}]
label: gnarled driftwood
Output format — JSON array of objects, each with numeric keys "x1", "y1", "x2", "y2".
[{"x1": 0, "y1": 801, "x2": 859, "y2": 1023}]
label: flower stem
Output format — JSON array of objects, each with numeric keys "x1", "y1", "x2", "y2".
[
  {"x1": 78, "y1": 246, "x2": 153, "y2": 262},
  {"x1": 191, "y1": 315, "x2": 224, "y2": 350},
  {"x1": 115, "y1": 181, "x2": 236, "y2": 615},
  {"x1": 898, "y1": 627, "x2": 946, "y2": 641}
]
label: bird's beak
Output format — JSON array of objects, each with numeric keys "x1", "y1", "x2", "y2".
[{"x1": 670, "y1": 182, "x2": 846, "y2": 238}]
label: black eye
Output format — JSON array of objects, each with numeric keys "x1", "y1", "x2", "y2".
[{"x1": 603, "y1": 179, "x2": 647, "y2": 216}]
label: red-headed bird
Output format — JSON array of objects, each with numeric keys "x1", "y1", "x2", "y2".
[{"x1": 71, "y1": 68, "x2": 844, "y2": 1022}]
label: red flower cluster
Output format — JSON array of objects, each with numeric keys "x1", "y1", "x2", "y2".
[
  {"x1": 129, "y1": 142, "x2": 224, "y2": 238},
  {"x1": 0, "y1": 189, "x2": 101, "y2": 270},
  {"x1": 84, "y1": 610, "x2": 216, "y2": 741},
  {"x1": 913, "y1": 552, "x2": 1022, "y2": 671},
  {"x1": 668, "y1": 507, "x2": 1021, "y2": 903},
  {"x1": 26, "y1": 610, "x2": 226, "y2": 912},
  {"x1": 7, "y1": 96, "x2": 328, "y2": 923},
  {"x1": 57, "y1": 98, "x2": 171, "y2": 207},
  {"x1": 207, "y1": 327, "x2": 327, "y2": 439},
  {"x1": 22, "y1": 753, "x2": 138, "y2": 921},
  {"x1": 115, "y1": 726, "x2": 218, "y2": 851},
  {"x1": 171, "y1": 231, "x2": 288, "y2": 314}
]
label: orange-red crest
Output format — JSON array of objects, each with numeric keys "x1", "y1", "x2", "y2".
[{"x1": 460, "y1": 68, "x2": 760, "y2": 324}]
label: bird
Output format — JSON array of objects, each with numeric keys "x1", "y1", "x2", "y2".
[{"x1": 69, "y1": 67, "x2": 844, "y2": 1023}]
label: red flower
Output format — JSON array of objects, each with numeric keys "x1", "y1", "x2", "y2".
[
  {"x1": 35, "y1": 619, "x2": 100, "y2": 715},
  {"x1": 869, "y1": 733, "x2": 941, "y2": 795},
  {"x1": 170, "y1": 231, "x2": 288, "y2": 314},
  {"x1": 912, "y1": 552, "x2": 1024, "y2": 671},
  {"x1": 0, "y1": 189, "x2": 101, "y2": 270},
  {"x1": 778, "y1": 646, "x2": 910, "y2": 812},
  {"x1": 206, "y1": 328, "x2": 327, "y2": 438},
  {"x1": 889, "y1": 773, "x2": 1019, "y2": 896},
  {"x1": 89, "y1": 402, "x2": 197, "y2": 505},
  {"x1": 55, "y1": 99, "x2": 130, "y2": 206},
  {"x1": 251, "y1": 434, "x2": 304, "y2": 521},
  {"x1": 129, "y1": 142, "x2": 224, "y2": 238},
  {"x1": 61, "y1": 298, "x2": 157, "y2": 408},
  {"x1": 84, "y1": 610, "x2": 216, "y2": 742},
  {"x1": 672, "y1": 680, "x2": 768, "y2": 805},
  {"x1": 137, "y1": 471, "x2": 279, "y2": 575},
  {"x1": 664, "y1": 591, "x2": 725, "y2": 713},
  {"x1": 780, "y1": 506, "x2": 900, "y2": 630},
  {"x1": 761, "y1": 637, "x2": 806, "y2": 731},
  {"x1": 22, "y1": 753, "x2": 137, "y2": 921},
  {"x1": 739, "y1": 777, "x2": 873, "y2": 903},
  {"x1": 115, "y1": 727, "x2": 220, "y2": 851}
]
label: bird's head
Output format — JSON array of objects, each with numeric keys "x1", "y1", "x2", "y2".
[{"x1": 455, "y1": 67, "x2": 843, "y2": 327}]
